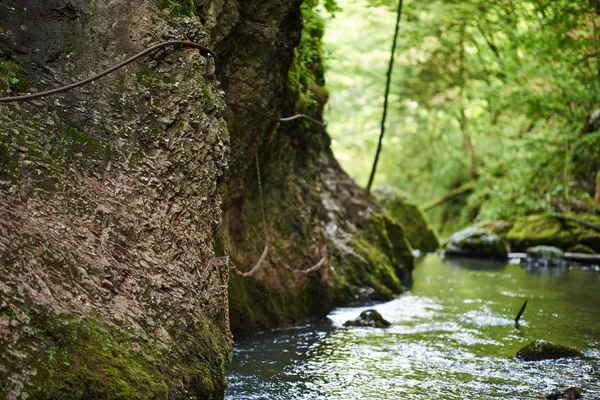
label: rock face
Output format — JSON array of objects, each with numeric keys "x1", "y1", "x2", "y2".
[
  {"x1": 344, "y1": 309, "x2": 391, "y2": 328},
  {"x1": 526, "y1": 246, "x2": 565, "y2": 266},
  {"x1": 1, "y1": 0, "x2": 418, "y2": 396},
  {"x1": 516, "y1": 340, "x2": 583, "y2": 361},
  {"x1": 375, "y1": 188, "x2": 440, "y2": 252},
  {"x1": 445, "y1": 227, "x2": 508, "y2": 260},
  {"x1": 215, "y1": 1, "x2": 415, "y2": 336},
  {"x1": 0, "y1": 1, "x2": 231, "y2": 398}
]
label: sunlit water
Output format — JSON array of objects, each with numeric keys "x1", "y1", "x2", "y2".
[{"x1": 225, "y1": 255, "x2": 600, "y2": 399}]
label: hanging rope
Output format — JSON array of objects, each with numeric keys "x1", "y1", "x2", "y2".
[
  {"x1": 0, "y1": 41, "x2": 216, "y2": 103},
  {"x1": 365, "y1": 0, "x2": 404, "y2": 195}
]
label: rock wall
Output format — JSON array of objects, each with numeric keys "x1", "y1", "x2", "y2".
[
  {"x1": 211, "y1": 0, "x2": 415, "y2": 336},
  {"x1": 1, "y1": 1, "x2": 230, "y2": 398},
  {"x1": 0, "y1": 0, "x2": 418, "y2": 397}
]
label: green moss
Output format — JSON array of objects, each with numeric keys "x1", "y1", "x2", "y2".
[
  {"x1": 26, "y1": 311, "x2": 168, "y2": 399},
  {"x1": 167, "y1": 318, "x2": 231, "y2": 399},
  {"x1": 506, "y1": 214, "x2": 596, "y2": 252},
  {"x1": 135, "y1": 67, "x2": 154, "y2": 87},
  {"x1": 157, "y1": 0, "x2": 195, "y2": 18},
  {"x1": 0, "y1": 57, "x2": 29, "y2": 94},
  {"x1": 65, "y1": 45, "x2": 73, "y2": 55},
  {"x1": 288, "y1": 2, "x2": 329, "y2": 116},
  {"x1": 376, "y1": 189, "x2": 440, "y2": 252}
]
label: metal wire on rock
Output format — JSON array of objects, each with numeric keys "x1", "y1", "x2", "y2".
[{"x1": 0, "y1": 41, "x2": 217, "y2": 103}]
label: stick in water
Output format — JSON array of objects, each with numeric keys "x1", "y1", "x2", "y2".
[{"x1": 515, "y1": 299, "x2": 528, "y2": 329}]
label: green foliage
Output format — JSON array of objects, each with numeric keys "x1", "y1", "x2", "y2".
[{"x1": 324, "y1": 0, "x2": 600, "y2": 234}]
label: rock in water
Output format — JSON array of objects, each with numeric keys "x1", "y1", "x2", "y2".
[
  {"x1": 545, "y1": 387, "x2": 582, "y2": 400},
  {"x1": 344, "y1": 309, "x2": 391, "y2": 328},
  {"x1": 526, "y1": 245, "x2": 565, "y2": 266},
  {"x1": 567, "y1": 244, "x2": 597, "y2": 255},
  {"x1": 445, "y1": 227, "x2": 508, "y2": 260},
  {"x1": 516, "y1": 340, "x2": 583, "y2": 361}
]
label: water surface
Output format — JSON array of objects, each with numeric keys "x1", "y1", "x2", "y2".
[{"x1": 226, "y1": 255, "x2": 600, "y2": 399}]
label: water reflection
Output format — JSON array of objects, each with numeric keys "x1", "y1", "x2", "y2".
[{"x1": 226, "y1": 255, "x2": 600, "y2": 399}]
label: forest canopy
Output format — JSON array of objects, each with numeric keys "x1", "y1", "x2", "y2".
[{"x1": 321, "y1": 0, "x2": 600, "y2": 234}]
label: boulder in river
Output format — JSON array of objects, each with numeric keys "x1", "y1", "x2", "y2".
[
  {"x1": 344, "y1": 309, "x2": 391, "y2": 328},
  {"x1": 567, "y1": 244, "x2": 597, "y2": 255},
  {"x1": 516, "y1": 340, "x2": 583, "y2": 361},
  {"x1": 445, "y1": 227, "x2": 508, "y2": 260},
  {"x1": 545, "y1": 387, "x2": 582, "y2": 400},
  {"x1": 526, "y1": 245, "x2": 565, "y2": 266}
]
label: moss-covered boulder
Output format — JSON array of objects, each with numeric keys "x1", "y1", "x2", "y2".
[
  {"x1": 445, "y1": 227, "x2": 508, "y2": 260},
  {"x1": 375, "y1": 188, "x2": 440, "y2": 252},
  {"x1": 516, "y1": 340, "x2": 583, "y2": 361},
  {"x1": 507, "y1": 214, "x2": 600, "y2": 252},
  {"x1": 476, "y1": 220, "x2": 513, "y2": 240},
  {"x1": 526, "y1": 245, "x2": 565, "y2": 266},
  {"x1": 567, "y1": 244, "x2": 597, "y2": 254},
  {"x1": 344, "y1": 309, "x2": 391, "y2": 328}
]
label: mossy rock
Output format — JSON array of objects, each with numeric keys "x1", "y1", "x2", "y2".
[
  {"x1": 476, "y1": 220, "x2": 513, "y2": 240},
  {"x1": 375, "y1": 188, "x2": 440, "y2": 252},
  {"x1": 445, "y1": 227, "x2": 508, "y2": 260},
  {"x1": 506, "y1": 214, "x2": 600, "y2": 252},
  {"x1": 526, "y1": 245, "x2": 565, "y2": 266},
  {"x1": 516, "y1": 340, "x2": 583, "y2": 361},
  {"x1": 343, "y1": 309, "x2": 391, "y2": 328},
  {"x1": 567, "y1": 244, "x2": 597, "y2": 254}
]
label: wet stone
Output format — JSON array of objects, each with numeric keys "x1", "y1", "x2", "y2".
[
  {"x1": 526, "y1": 245, "x2": 565, "y2": 266},
  {"x1": 344, "y1": 309, "x2": 391, "y2": 328},
  {"x1": 516, "y1": 339, "x2": 583, "y2": 361}
]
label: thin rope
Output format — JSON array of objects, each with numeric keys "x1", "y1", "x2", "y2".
[
  {"x1": 255, "y1": 150, "x2": 268, "y2": 241},
  {"x1": 229, "y1": 101, "x2": 327, "y2": 127},
  {"x1": 0, "y1": 41, "x2": 216, "y2": 103}
]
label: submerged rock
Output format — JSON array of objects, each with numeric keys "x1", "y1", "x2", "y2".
[
  {"x1": 516, "y1": 340, "x2": 583, "y2": 361},
  {"x1": 526, "y1": 245, "x2": 565, "y2": 266},
  {"x1": 344, "y1": 309, "x2": 391, "y2": 328},
  {"x1": 445, "y1": 227, "x2": 508, "y2": 260},
  {"x1": 545, "y1": 387, "x2": 582, "y2": 400}
]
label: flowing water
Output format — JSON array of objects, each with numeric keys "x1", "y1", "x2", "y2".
[{"x1": 225, "y1": 255, "x2": 600, "y2": 399}]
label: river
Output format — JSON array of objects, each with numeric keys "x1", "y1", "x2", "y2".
[{"x1": 225, "y1": 255, "x2": 600, "y2": 399}]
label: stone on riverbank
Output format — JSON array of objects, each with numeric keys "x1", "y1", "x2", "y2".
[
  {"x1": 526, "y1": 245, "x2": 565, "y2": 266},
  {"x1": 545, "y1": 387, "x2": 582, "y2": 400},
  {"x1": 344, "y1": 310, "x2": 391, "y2": 328},
  {"x1": 506, "y1": 214, "x2": 600, "y2": 253},
  {"x1": 516, "y1": 340, "x2": 583, "y2": 361},
  {"x1": 445, "y1": 227, "x2": 508, "y2": 260}
]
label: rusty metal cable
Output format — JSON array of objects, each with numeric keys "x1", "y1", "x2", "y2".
[{"x1": 0, "y1": 41, "x2": 216, "y2": 103}]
